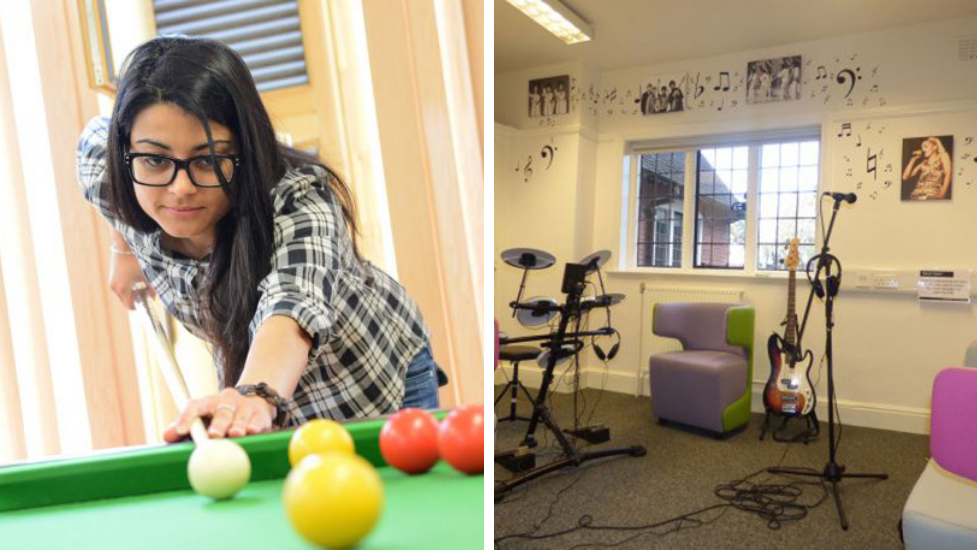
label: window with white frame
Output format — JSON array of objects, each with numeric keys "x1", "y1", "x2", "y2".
[
  {"x1": 628, "y1": 131, "x2": 820, "y2": 273},
  {"x1": 636, "y1": 152, "x2": 685, "y2": 267}
]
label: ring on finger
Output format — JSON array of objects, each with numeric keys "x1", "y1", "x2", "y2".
[
  {"x1": 215, "y1": 403, "x2": 237, "y2": 415},
  {"x1": 229, "y1": 410, "x2": 253, "y2": 436}
]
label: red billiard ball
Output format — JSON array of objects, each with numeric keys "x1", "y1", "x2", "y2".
[
  {"x1": 438, "y1": 405, "x2": 483, "y2": 475},
  {"x1": 379, "y1": 408, "x2": 440, "y2": 474}
]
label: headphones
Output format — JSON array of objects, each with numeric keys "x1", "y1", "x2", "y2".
[
  {"x1": 807, "y1": 254, "x2": 843, "y2": 299},
  {"x1": 593, "y1": 328, "x2": 621, "y2": 361}
]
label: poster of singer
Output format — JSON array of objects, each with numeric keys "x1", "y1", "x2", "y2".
[
  {"x1": 746, "y1": 55, "x2": 801, "y2": 104},
  {"x1": 901, "y1": 135, "x2": 953, "y2": 201},
  {"x1": 528, "y1": 75, "x2": 570, "y2": 118}
]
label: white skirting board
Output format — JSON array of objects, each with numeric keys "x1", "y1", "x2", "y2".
[{"x1": 493, "y1": 364, "x2": 931, "y2": 435}]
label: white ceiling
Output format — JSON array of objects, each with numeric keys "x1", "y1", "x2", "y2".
[{"x1": 495, "y1": 0, "x2": 977, "y2": 74}]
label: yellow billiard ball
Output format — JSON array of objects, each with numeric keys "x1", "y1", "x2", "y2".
[
  {"x1": 283, "y1": 453, "x2": 384, "y2": 549},
  {"x1": 288, "y1": 419, "x2": 355, "y2": 467}
]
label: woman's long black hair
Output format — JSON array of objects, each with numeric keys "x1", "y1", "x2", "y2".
[{"x1": 105, "y1": 36, "x2": 361, "y2": 386}]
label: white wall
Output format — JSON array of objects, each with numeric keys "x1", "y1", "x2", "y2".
[{"x1": 495, "y1": 15, "x2": 977, "y2": 434}]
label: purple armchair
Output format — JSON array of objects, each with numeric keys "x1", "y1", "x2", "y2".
[{"x1": 648, "y1": 303, "x2": 755, "y2": 437}]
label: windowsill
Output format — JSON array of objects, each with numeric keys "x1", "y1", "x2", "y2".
[{"x1": 607, "y1": 267, "x2": 794, "y2": 281}]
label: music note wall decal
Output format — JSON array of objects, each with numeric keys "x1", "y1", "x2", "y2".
[
  {"x1": 714, "y1": 71, "x2": 730, "y2": 92},
  {"x1": 867, "y1": 148, "x2": 877, "y2": 180}
]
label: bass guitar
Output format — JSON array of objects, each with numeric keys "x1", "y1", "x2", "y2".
[{"x1": 763, "y1": 238, "x2": 816, "y2": 417}]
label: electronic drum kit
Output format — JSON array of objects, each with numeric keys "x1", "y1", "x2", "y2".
[
  {"x1": 501, "y1": 247, "x2": 623, "y2": 369},
  {"x1": 495, "y1": 248, "x2": 646, "y2": 499}
]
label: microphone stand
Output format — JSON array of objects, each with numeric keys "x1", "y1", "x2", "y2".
[{"x1": 768, "y1": 195, "x2": 888, "y2": 531}]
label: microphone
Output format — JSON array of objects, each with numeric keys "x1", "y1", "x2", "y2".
[{"x1": 823, "y1": 191, "x2": 857, "y2": 204}]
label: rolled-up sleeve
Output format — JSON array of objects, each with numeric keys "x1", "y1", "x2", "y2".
[
  {"x1": 249, "y1": 166, "x2": 345, "y2": 364},
  {"x1": 75, "y1": 116, "x2": 119, "y2": 225}
]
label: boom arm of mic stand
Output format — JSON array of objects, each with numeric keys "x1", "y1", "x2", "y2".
[{"x1": 795, "y1": 197, "x2": 843, "y2": 353}]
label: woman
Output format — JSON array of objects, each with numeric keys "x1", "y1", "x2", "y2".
[
  {"x1": 903, "y1": 137, "x2": 953, "y2": 200},
  {"x1": 758, "y1": 65, "x2": 772, "y2": 103},
  {"x1": 76, "y1": 36, "x2": 443, "y2": 442},
  {"x1": 529, "y1": 85, "x2": 542, "y2": 117},
  {"x1": 555, "y1": 83, "x2": 567, "y2": 115},
  {"x1": 778, "y1": 60, "x2": 792, "y2": 101},
  {"x1": 543, "y1": 85, "x2": 556, "y2": 116},
  {"x1": 790, "y1": 60, "x2": 802, "y2": 99}
]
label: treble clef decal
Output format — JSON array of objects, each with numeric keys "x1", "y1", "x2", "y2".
[{"x1": 523, "y1": 156, "x2": 533, "y2": 182}]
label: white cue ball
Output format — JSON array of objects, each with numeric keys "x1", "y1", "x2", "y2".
[{"x1": 187, "y1": 439, "x2": 251, "y2": 500}]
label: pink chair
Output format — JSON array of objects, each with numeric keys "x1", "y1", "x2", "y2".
[
  {"x1": 902, "y1": 367, "x2": 977, "y2": 548},
  {"x1": 930, "y1": 367, "x2": 977, "y2": 482}
]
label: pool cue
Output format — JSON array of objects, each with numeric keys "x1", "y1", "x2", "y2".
[{"x1": 132, "y1": 282, "x2": 210, "y2": 445}]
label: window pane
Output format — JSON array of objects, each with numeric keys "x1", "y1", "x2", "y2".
[
  {"x1": 733, "y1": 146, "x2": 749, "y2": 168},
  {"x1": 798, "y1": 192, "x2": 817, "y2": 217},
  {"x1": 798, "y1": 166, "x2": 819, "y2": 191},
  {"x1": 756, "y1": 138, "x2": 821, "y2": 271},
  {"x1": 761, "y1": 168, "x2": 779, "y2": 193},
  {"x1": 697, "y1": 243, "x2": 712, "y2": 266},
  {"x1": 695, "y1": 149, "x2": 743, "y2": 270},
  {"x1": 759, "y1": 219, "x2": 776, "y2": 243},
  {"x1": 761, "y1": 144, "x2": 780, "y2": 167},
  {"x1": 760, "y1": 193, "x2": 778, "y2": 218},
  {"x1": 715, "y1": 148, "x2": 732, "y2": 170},
  {"x1": 799, "y1": 141, "x2": 820, "y2": 166},
  {"x1": 777, "y1": 219, "x2": 797, "y2": 242},
  {"x1": 713, "y1": 219, "x2": 730, "y2": 243},
  {"x1": 779, "y1": 192, "x2": 798, "y2": 217},
  {"x1": 670, "y1": 246, "x2": 682, "y2": 267},
  {"x1": 781, "y1": 142, "x2": 799, "y2": 167},
  {"x1": 653, "y1": 244, "x2": 669, "y2": 267},
  {"x1": 731, "y1": 219, "x2": 746, "y2": 244},
  {"x1": 637, "y1": 152, "x2": 685, "y2": 267},
  {"x1": 780, "y1": 167, "x2": 798, "y2": 192},
  {"x1": 757, "y1": 245, "x2": 778, "y2": 270},
  {"x1": 729, "y1": 244, "x2": 745, "y2": 267},
  {"x1": 709, "y1": 242, "x2": 730, "y2": 267},
  {"x1": 732, "y1": 194, "x2": 747, "y2": 219},
  {"x1": 798, "y1": 245, "x2": 816, "y2": 269},
  {"x1": 637, "y1": 243, "x2": 653, "y2": 265},
  {"x1": 694, "y1": 147, "x2": 749, "y2": 268},
  {"x1": 700, "y1": 148, "x2": 716, "y2": 168},
  {"x1": 716, "y1": 170, "x2": 733, "y2": 193},
  {"x1": 732, "y1": 170, "x2": 748, "y2": 194},
  {"x1": 798, "y1": 219, "x2": 816, "y2": 243}
]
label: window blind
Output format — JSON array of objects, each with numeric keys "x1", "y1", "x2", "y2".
[{"x1": 153, "y1": 0, "x2": 309, "y2": 92}]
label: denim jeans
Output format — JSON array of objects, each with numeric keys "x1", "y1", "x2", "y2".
[{"x1": 402, "y1": 347, "x2": 441, "y2": 410}]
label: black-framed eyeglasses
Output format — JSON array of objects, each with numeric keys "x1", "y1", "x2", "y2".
[{"x1": 124, "y1": 152, "x2": 241, "y2": 188}]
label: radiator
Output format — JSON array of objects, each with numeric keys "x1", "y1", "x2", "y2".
[{"x1": 636, "y1": 284, "x2": 745, "y2": 396}]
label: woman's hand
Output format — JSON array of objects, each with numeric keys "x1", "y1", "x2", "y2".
[
  {"x1": 109, "y1": 251, "x2": 153, "y2": 310},
  {"x1": 163, "y1": 387, "x2": 277, "y2": 443}
]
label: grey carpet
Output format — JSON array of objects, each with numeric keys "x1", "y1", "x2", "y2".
[{"x1": 493, "y1": 385, "x2": 927, "y2": 549}]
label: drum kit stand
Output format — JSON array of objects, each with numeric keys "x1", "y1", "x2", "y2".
[{"x1": 494, "y1": 247, "x2": 645, "y2": 502}]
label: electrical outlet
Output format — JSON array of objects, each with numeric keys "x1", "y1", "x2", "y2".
[{"x1": 873, "y1": 273, "x2": 899, "y2": 290}]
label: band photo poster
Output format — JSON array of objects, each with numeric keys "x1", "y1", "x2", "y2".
[
  {"x1": 746, "y1": 55, "x2": 801, "y2": 105},
  {"x1": 528, "y1": 75, "x2": 570, "y2": 118}
]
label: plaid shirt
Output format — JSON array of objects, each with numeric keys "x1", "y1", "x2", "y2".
[{"x1": 76, "y1": 116, "x2": 431, "y2": 425}]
